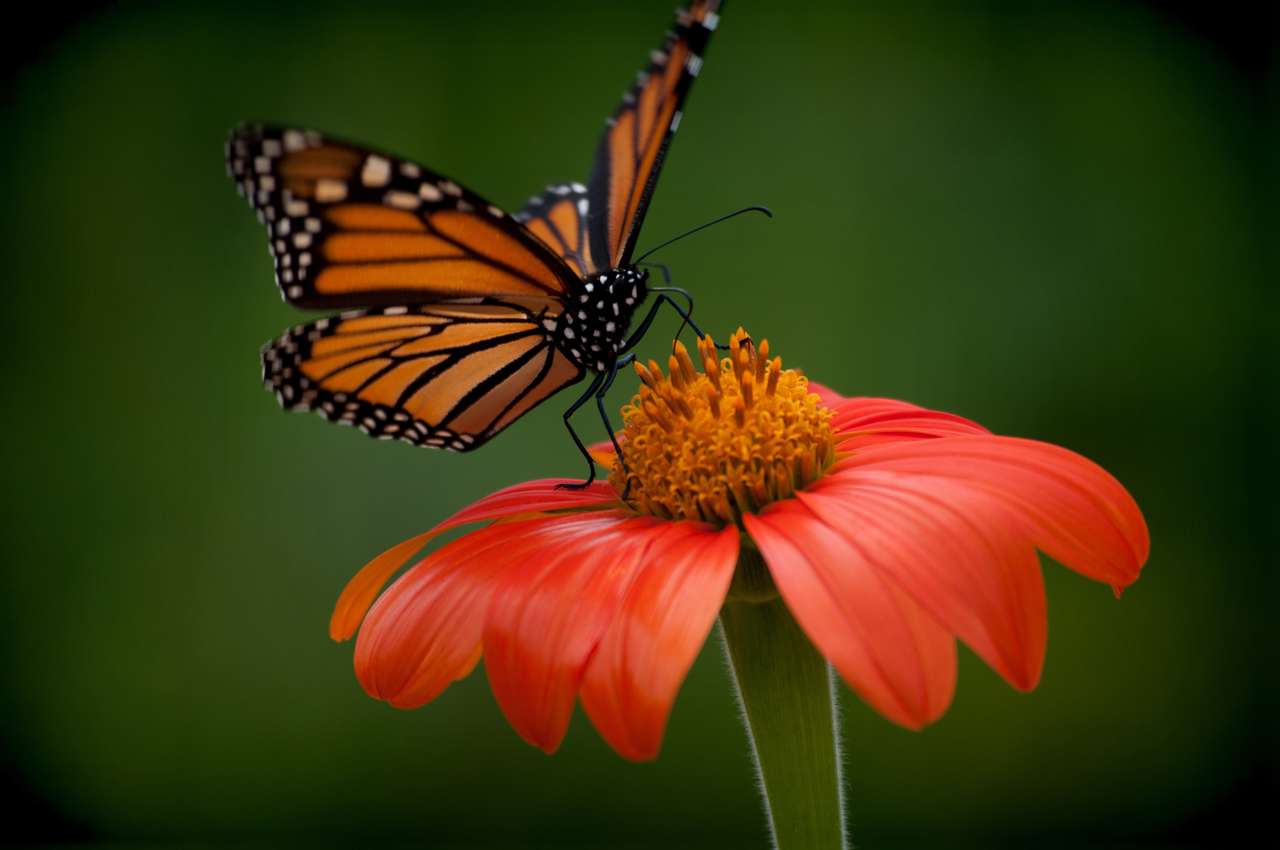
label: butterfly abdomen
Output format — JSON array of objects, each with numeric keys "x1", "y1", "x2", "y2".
[{"x1": 550, "y1": 267, "x2": 649, "y2": 373}]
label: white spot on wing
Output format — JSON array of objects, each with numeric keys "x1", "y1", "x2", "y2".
[
  {"x1": 385, "y1": 190, "x2": 421, "y2": 210},
  {"x1": 315, "y1": 179, "x2": 348, "y2": 202},
  {"x1": 361, "y1": 155, "x2": 391, "y2": 187}
]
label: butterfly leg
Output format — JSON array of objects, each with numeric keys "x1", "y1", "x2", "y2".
[
  {"x1": 653, "y1": 287, "x2": 743, "y2": 352},
  {"x1": 638, "y1": 262, "x2": 731, "y2": 351},
  {"x1": 556, "y1": 370, "x2": 607, "y2": 490},
  {"x1": 638, "y1": 260, "x2": 674, "y2": 285},
  {"x1": 621, "y1": 291, "x2": 709, "y2": 357},
  {"x1": 651, "y1": 286, "x2": 702, "y2": 348},
  {"x1": 595, "y1": 353, "x2": 634, "y2": 469},
  {"x1": 595, "y1": 353, "x2": 637, "y2": 498}
]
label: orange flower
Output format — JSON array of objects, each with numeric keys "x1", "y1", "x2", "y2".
[{"x1": 332, "y1": 330, "x2": 1148, "y2": 761}]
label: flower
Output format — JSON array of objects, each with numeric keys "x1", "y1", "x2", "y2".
[{"x1": 331, "y1": 330, "x2": 1148, "y2": 760}]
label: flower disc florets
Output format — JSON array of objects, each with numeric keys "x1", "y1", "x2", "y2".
[{"x1": 611, "y1": 329, "x2": 835, "y2": 524}]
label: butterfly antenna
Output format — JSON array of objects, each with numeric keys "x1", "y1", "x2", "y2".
[{"x1": 633, "y1": 205, "x2": 773, "y2": 264}]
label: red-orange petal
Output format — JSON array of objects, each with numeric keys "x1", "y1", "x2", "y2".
[
  {"x1": 330, "y1": 529, "x2": 438, "y2": 642},
  {"x1": 482, "y1": 513, "x2": 668, "y2": 753},
  {"x1": 587, "y1": 437, "x2": 620, "y2": 467},
  {"x1": 743, "y1": 507, "x2": 958, "y2": 729},
  {"x1": 835, "y1": 436, "x2": 1149, "y2": 588},
  {"x1": 797, "y1": 478, "x2": 1047, "y2": 690},
  {"x1": 436, "y1": 478, "x2": 619, "y2": 528},
  {"x1": 579, "y1": 523, "x2": 739, "y2": 760},
  {"x1": 353, "y1": 517, "x2": 574, "y2": 707},
  {"x1": 805, "y1": 380, "x2": 846, "y2": 408},
  {"x1": 330, "y1": 479, "x2": 618, "y2": 641},
  {"x1": 828, "y1": 396, "x2": 990, "y2": 450}
]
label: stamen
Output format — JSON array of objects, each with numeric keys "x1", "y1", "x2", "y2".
[
  {"x1": 668, "y1": 354, "x2": 686, "y2": 390},
  {"x1": 642, "y1": 398, "x2": 672, "y2": 432},
  {"x1": 704, "y1": 353, "x2": 721, "y2": 391},
  {"x1": 754, "y1": 339, "x2": 769, "y2": 384},
  {"x1": 766, "y1": 358, "x2": 781, "y2": 396},
  {"x1": 610, "y1": 329, "x2": 835, "y2": 524},
  {"x1": 634, "y1": 361, "x2": 658, "y2": 389},
  {"x1": 674, "y1": 340, "x2": 697, "y2": 386}
]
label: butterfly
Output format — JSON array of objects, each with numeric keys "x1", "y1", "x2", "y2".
[{"x1": 226, "y1": 1, "x2": 725, "y2": 484}]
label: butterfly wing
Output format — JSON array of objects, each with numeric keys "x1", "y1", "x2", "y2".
[
  {"x1": 586, "y1": 0, "x2": 723, "y2": 270},
  {"x1": 226, "y1": 125, "x2": 579, "y2": 309},
  {"x1": 515, "y1": 183, "x2": 595, "y2": 278},
  {"x1": 262, "y1": 299, "x2": 584, "y2": 450}
]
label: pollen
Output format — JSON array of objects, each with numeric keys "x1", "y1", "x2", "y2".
[{"x1": 611, "y1": 328, "x2": 836, "y2": 524}]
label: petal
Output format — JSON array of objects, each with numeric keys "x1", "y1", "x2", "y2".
[
  {"x1": 837, "y1": 436, "x2": 1149, "y2": 588},
  {"x1": 482, "y1": 513, "x2": 670, "y2": 753},
  {"x1": 587, "y1": 437, "x2": 620, "y2": 467},
  {"x1": 353, "y1": 515, "x2": 601, "y2": 707},
  {"x1": 797, "y1": 478, "x2": 1047, "y2": 690},
  {"x1": 806, "y1": 380, "x2": 846, "y2": 408},
  {"x1": 744, "y1": 507, "x2": 958, "y2": 729},
  {"x1": 579, "y1": 524, "x2": 739, "y2": 760},
  {"x1": 435, "y1": 478, "x2": 620, "y2": 528},
  {"x1": 829, "y1": 396, "x2": 990, "y2": 450},
  {"x1": 330, "y1": 479, "x2": 618, "y2": 641},
  {"x1": 330, "y1": 529, "x2": 437, "y2": 641}
]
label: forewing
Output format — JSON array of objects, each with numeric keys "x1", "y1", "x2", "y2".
[
  {"x1": 516, "y1": 183, "x2": 597, "y2": 277},
  {"x1": 227, "y1": 125, "x2": 578, "y2": 309},
  {"x1": 261, "y1": 300, "x2": 585, "y2": 451},
  {"x1": 586, "y1": 0, "x2": 722, "y2": 268}
]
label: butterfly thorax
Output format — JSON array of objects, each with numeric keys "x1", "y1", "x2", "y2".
[{"x1": 548, "y1": 267, "x2": 649, "y2": 373}]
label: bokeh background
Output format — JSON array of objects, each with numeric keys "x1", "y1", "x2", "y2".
[{"x1": 4, "y1": 0, "x2": 1273, "y2": 847}]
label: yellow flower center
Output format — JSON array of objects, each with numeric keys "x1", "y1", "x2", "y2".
[{"x1": 610, "y1": 328, "x2": 836, "y2": 524}]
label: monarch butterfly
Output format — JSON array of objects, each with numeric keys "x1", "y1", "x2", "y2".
[{"x1": 226, "y1": 1, "x2": 729, "y2": 485}]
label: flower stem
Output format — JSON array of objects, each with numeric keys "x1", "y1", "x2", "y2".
[{"x1": 720, "y1": 549, "x2": 847, "y2": 850}]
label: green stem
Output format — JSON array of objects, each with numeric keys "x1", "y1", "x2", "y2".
[{"x1": 720, "y1": 547, "x2": 847, "y2": 850}]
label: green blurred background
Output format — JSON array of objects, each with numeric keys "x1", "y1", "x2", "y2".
[{"x1": 4, "y1": 0, "x2": 1273, "y2": 846}]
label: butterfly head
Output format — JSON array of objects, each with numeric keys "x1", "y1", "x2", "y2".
[{"x1": 553, "y1": 267, "x2": 649, "y2": 373}]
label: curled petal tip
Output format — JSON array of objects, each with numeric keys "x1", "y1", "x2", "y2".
[{"x1": 587, "y1": 438, "x2": 620, "y2": 467}]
